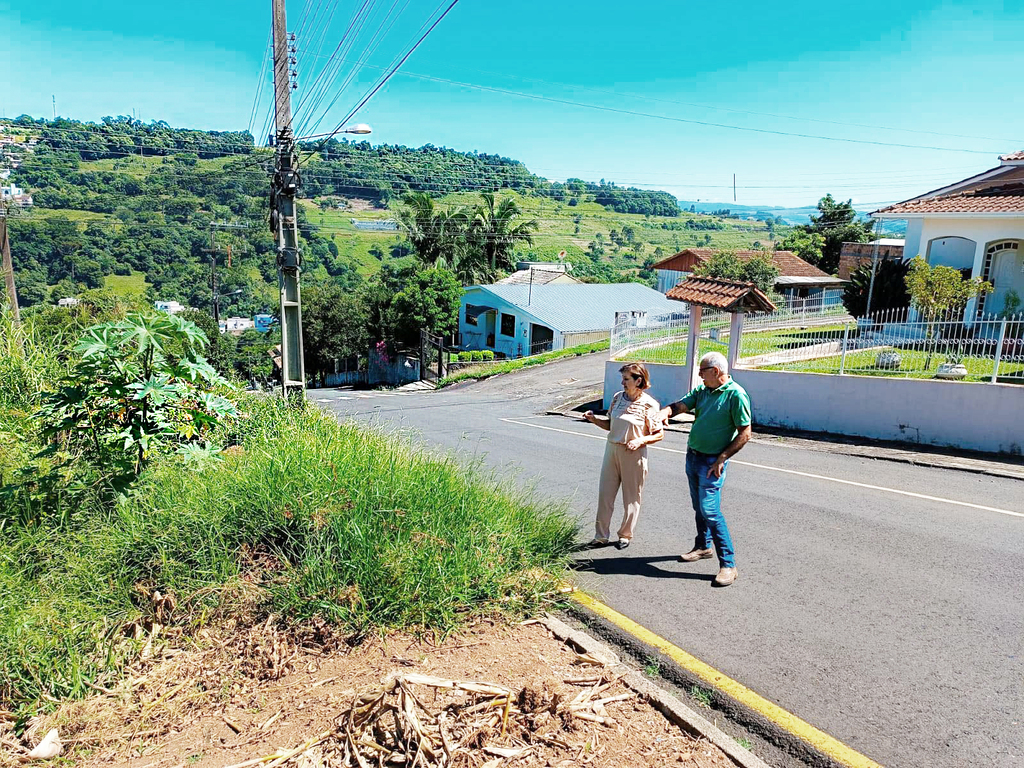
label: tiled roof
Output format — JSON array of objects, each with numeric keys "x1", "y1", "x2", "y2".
[
  {"x1": 496, "y1": 268, "x2": 579, "y2": 286},
  {"x1": 665, "y1": 276, "x2": 777, "y2": 313},
  {"x1": 1000, "y1": 151, "x2": 1024, "y2": 162},
  {"x1": 874, "y1": 183, "x2": 1024, "y2": 215},
  {"x1": 468, "y1": 283, "x2": 684, "y2": 332},
  {"x1": 652, "y1": 248, "x2": 832, "y2": 280}
]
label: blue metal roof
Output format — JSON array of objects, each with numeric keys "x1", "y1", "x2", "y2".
[{"x1": 467, "y1": 283, "x2": 682, "y2": 333}]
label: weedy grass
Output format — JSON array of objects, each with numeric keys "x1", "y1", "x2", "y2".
[{"x1": 0, "y1": 394, "x2": 578, "y2": 714}]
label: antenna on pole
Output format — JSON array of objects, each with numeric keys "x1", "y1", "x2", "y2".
[
  {"x1": 52, "y1": 95, "x2": 56, "y2": 120},
  {"x1": 733, "y1": 174, "x2": 737, "y2": 203}
]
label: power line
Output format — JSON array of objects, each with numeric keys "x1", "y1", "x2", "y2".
[{"x1": 299, "y1": 0, "x2": 463, "y2": 167}]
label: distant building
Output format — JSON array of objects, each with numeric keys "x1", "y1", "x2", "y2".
[
  {"x1": 350, "y1": 218, "x2": 399, "y2": 231},
  {"x1": 254, "y1": 313, "x2": 276, "y2": 333},
  {"x1": 57, "y1": 297, "x2": 80, "y2": 307},
  {"x1": 838, "y1": 239, "x2": 905, "y2": 279},
  {"x1": 1, "y1": 183, "x2": 33, "y2": 207},
  {"x1": 219, "y1": 317, "x2": 255, "y2": 334},
  {"x1": 154, "y1": 300, "x2": 186, "y2": 314},
  {"x1": 652, "y1": 248, "x2": 846, "y2": 305}
]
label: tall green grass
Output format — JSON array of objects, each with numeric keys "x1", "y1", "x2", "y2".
[{"x1": 0, "y1": 396, "x2": 578, "y2": 712}]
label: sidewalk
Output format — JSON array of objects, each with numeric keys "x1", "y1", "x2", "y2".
[{"x1": 547, "y1": 390, "x2": 1024, "y2": 482}]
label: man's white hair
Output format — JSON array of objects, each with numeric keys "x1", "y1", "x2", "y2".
[{"x1": 700, "y1": 351, "x2": 728, "y2": 375}]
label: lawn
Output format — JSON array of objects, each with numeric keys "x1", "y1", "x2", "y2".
[
  {"x1": 103, "y1": 270, "x2": 151, "y2": 298},
  {"x1": 762, "y1": 347, "x2": 1024, "y2": 382},
  {"x1": 614, "y1": 325, "x2": 851, "y2": 366}
]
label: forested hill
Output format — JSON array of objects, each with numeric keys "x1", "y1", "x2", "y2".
[{"x1": 3, "y1": 114, "x2": 740, "y2": 317}]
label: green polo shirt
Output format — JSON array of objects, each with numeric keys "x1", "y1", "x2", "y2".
[{"x1": 680, "y1": 378, "x2": 751, "y2": 456}]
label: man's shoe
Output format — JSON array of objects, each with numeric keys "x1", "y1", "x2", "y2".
[
  {"x1": 587, "y1": 538, "x2": 611, "y2": 549},
  {"x1": 679, "y1": 547, "x2": 714, "y2": 562},
  {"x1": 712, "y1": 567, "x2": 737, "y2": 587},
  {"x1": 616, "y1": 538, "x2": 630, "y2": 550}
]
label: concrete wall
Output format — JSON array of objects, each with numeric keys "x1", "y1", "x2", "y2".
[{"x1": 604, "y1": 360, "x2": 1024, "y2": 455}]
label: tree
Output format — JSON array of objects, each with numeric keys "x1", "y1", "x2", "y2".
[
  {"x1": 841, "y1": 259, "x2": 911, "y2": 318},
  {"x1": 779, "y1": 230, "x2": 825, "y2": 266},
  {"x1": 389, "y1": 267, "x2": 462, "y2": 348},
  {"x1": 693, "y1": 250, "x2": 780, "y2": 295},
  {"x1": 471, "y1": 193, "x2": 538, "y2": 278},
  {"x1": 905, "y1": 255, "x2": 992, "y2": 367},
  {"x1": 302, "y1": 282, "x2": 370, "y2": 381},
  {"x1": 906, "y1": 256, "x2": 991, "y2": 318},
  {"x1": 799, "y1": 194, "x2": 873, "y2": 274}
]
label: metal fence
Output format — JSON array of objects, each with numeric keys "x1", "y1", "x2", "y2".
[
  {"x1": 612, "y1": 300, "x2": 1024, "y2": 384},
  {"x1": 610, "y1": 293, "x2": 850, "y2": 365},
  {"x1": 739, "y1": 306, "x2": 1024, "y2": 383}
]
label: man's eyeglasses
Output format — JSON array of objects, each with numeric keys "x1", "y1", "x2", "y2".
[{"x1": 699, "y1": 366, "x2": 715, "y2": 372}]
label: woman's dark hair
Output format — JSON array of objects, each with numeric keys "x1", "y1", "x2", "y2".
[{"x1": 618, "y1": 362, "x2": 651, "y2": 390}]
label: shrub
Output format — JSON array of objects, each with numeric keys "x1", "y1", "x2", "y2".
[
  {"x1": 481, "y1": 350, "x2": 494, "y2": 361},
  {"x1": 470, "y1": 350, "x2": 483, "y2": 361},
  {"x1": 458, "y1": 351, "x2": 472, "y2": 362},
  {"x1": 38, "y1": 313, "x2": 237, "y2": 494}
]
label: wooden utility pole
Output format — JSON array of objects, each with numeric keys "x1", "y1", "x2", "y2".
[
  {"x1": 0, "y1": 205, "x2": 21, "y2": 329},
  {"x1": 270, "y1": 0, "x2": 305, "y2": 396}
]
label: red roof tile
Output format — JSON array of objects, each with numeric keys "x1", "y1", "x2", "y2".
[
  {"x1": 1000, "y1": 150, "x2": 1024, "y2": 162},
  {"x1": 652, "y1": 248, "x2": 832, "y2": 279},
  {"x1": 875, "y1": 183, "x2": 1024, "y2": 215},
  {"x1": 665, "y1": 276, "x2": 777, "y2": 313}
]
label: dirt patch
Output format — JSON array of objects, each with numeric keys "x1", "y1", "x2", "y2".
[{"x1": 3, "y1": 620, "x2": 731, "y2": 768}]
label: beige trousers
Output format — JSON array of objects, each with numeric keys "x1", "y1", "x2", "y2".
[{"x1": 595, "y1": 441, "x2": 649, "y2": 541}]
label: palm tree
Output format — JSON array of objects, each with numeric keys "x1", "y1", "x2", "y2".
[
  {"x1": 398, "y1": 192, "x2": 473, "y2": 272},
  {"x1": 472, "y1": 193, "x2": 539, "y2": 279}
]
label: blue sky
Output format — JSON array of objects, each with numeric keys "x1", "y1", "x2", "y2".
[{"x1": 3, "y1": 0, "x2": 1023, "y2": 207}]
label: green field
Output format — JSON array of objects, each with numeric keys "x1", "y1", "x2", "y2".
[
  {"x1": 762, "y1": 347, "x2": 1024, "y2": 382},
  {"x1": 103, "y1": 270, "x2": 150, "y2": 298}
]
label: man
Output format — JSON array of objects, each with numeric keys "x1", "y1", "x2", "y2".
[{"x1": 658, "y1": 351, "x2": 751, "y2": 587}]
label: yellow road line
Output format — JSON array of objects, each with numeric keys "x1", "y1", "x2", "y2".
[{"x1": 573, "y1": 592, "x2": 883, "y2": 768}]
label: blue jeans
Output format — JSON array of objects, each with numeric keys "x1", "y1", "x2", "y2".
[{"x1": 685, "y1": 449, "x2": 735, "y2": 568}]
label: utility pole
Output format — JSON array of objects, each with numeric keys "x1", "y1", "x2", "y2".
[
  {"x1": 270, "y1": 0, "x2": 305, "y2": 397},
  {"x1": 0, "y1": 205, "x2": 21, "y2": 329},
  {"x1": 203, "y1": 226, "x2": 222, "y2": 325}
]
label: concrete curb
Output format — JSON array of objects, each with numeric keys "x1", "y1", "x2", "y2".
[{"x1": 541, "y1": 614, "x2": 774, "y2": 768}]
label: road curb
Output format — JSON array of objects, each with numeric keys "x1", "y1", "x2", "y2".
[
  {"x1": 540, "y1": 614, "x2": 773, "y2": 768},
  {"x1": 558, "y1": 597, "x2": 884, "y2": 768}
]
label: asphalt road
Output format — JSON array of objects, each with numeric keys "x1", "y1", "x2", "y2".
[{"x1": 313, "y1": 355, "x2": 1024, "y2": 768}]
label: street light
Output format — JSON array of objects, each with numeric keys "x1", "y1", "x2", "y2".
[{"x1": 341, "y1": 124, "x2": 372, "y2": 135}]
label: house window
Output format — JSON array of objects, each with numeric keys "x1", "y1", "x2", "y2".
[
  {"x1": 500, "y1": 313, "x2": 516, "y2": 337},
  {"x1": 465, "y1": 307, "x2": 477, "y2": 326}
]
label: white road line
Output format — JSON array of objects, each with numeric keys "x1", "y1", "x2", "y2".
[{"x1": 499, "y1": 418, "x2": 1023, "y2": 519}]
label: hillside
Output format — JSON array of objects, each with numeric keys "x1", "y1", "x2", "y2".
[{"x1": 1, "y1": 115, "x2": 791, "y2": 314}]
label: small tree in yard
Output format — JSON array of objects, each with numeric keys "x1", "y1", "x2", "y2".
[
  {"x1": 40, "y1": 312, "x2": 237, "y2": 493},
  {"x1": 905, "y1": 256, "x2": 992, "y2": 367}
]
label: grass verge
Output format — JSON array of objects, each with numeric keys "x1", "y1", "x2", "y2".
[
  {"x1": 0, "y1": 395, "x2": 578, "y2": 714},
  {"x1": 437, "y1": 339, "x2": 610, "y2": 388}
]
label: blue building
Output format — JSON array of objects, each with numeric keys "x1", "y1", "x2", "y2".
[
  {"x1": 459, "y1": 283, "x2": 682, "y2": 358},
  {"x1": 254, "y1": 314, "x2": 276, "y2": 333}
]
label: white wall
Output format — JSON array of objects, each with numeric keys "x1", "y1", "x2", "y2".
[{"x1": 604, "y1": 361, "x2": 1024, "y2": 455}]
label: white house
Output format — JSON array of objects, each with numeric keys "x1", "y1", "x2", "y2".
[
  {"x1": 57, "y1": 297, "x2": 80, "y2": 307},
  {"x1": 459, "y1": 283, "x2": 683, "y2": 358},
  {"x1": 219, "y1": 317, "x2": 255, "y2": 333},
  {"x1": 154, "y1": 300, "x2": 186, "y2": 314},
  {"x1": 874, "y1": 150, "x2": 1024, "y2": 321}
]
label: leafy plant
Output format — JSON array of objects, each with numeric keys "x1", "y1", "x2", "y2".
[
  {"x1": 842, "y1": 258, "x2": 911, "y2": 318},
  {"x1": 38, "y1": 312, "x2": 237, "y2": 492},
  {"x1": 905, "y1": 256, "x2": 992, "y2": 367}
]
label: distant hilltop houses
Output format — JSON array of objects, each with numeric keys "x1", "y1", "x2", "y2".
[
  {"x1": 0, "y1": 183, "x2": 32, "y2": 207},
  {"x1": 152, "y1": 300, "x2": 275, "y2": 335}
]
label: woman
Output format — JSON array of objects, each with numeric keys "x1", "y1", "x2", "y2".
[{"x1": 582, "y1": 362, "x2": 664, "y2": 550}]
